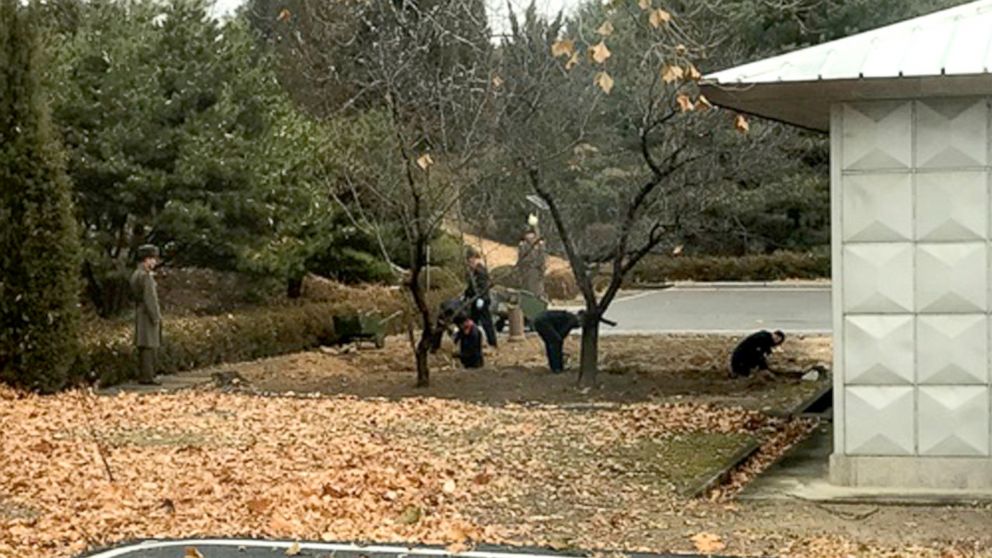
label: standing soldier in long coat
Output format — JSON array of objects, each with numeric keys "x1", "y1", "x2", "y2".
[
  {"x1": 130, "y1": 244, "x2": 162, "y2": 385},
  {"x1": 516, "y1": 228, "x2": 547, "y2": 300}
]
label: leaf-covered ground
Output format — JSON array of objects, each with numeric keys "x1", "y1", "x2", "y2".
[{"x1": 4, "y1": 335, "x2": 992, "y2": 558}]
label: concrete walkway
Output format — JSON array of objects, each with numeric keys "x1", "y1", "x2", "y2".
[{"x1": 740, "y1": 423, "x2": 992, "y2": 505}]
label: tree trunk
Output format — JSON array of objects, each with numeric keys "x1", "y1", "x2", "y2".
[
  {"x1": 578, "y1": 311, "x2": 600, "y2": 386},
  {"x1": 415, "y1": 331, "x2": 431, "y2": 388},
  {"x1": 407, "y1": 264, "x2": 434, "y2": 388},
  {"x1": 286, "y1": 274, "x2": 304, "y2": 299}
]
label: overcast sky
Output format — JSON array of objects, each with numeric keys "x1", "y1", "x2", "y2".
[{"x1": 210, "y1": 0, "x2": 584, "y2": 35}]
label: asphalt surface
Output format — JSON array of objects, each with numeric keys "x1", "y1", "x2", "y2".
[
  {"x1": 567, "y1": 285, "x2": 832, "y2": 335},
  {"x1": 80, "y1": 539, "x2": 733, "y2": 558}
]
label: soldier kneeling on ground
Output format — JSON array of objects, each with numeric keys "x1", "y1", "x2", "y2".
[
  {"x1": 454, "y1": 316, "x2": 484, "y2": 369},
  {"x1": 729, "y1": 329, "x2": 786, "y2": 379}
]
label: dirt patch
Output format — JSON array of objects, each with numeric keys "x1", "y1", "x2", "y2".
[
  {"x1": 461, "y1": 232, "x2": 569, "y2": 272},
  {"x1": 212, "y1": 334, "x2": 830, "y2": 414}
]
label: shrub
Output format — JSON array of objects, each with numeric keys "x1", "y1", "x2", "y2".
[
  {"x1": 630, "y1": 251, "x2": 830, "y2": 284},
  {"x1": 76, "y1": 295, "x2": 420, "y2": 387},
  {"x1": 0, "y1": 1, "x2": 83, "y2": 393}
]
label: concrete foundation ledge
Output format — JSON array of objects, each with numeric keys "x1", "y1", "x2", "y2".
[{"x1": 831, "y1": 454, "x2": 992, "y2": 490}]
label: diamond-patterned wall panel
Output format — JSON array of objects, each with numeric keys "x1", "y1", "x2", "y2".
[
  {"x1": 915, "y1": 172, "x2": 988, "y2": 241},
  {"x1": 843, "y1": 244, "x2": 914, "y2": 313},
  {"x1": 845, "y1": 316, "x2": 915, "y2": 385},
  {"x1": 918, "y1": 386, "x2": 990, "y2": 456},
  {"x1": 843, "y1": 174, "x2": 913, "y2": 242},
  {"x1": 842, "y1": 102, "x2": 912, "y2": 170},
  {"x1": 916, "y1": 243, "x2": 987, "y2": 313},
  {"x1": 916, "y1": 98, "x2": 989, "y2": 169},
  {"x1": 845, "y1": 386, "x2": 915, "y2": 455},
  {"x1": 917, "y1": 315, "x2": 988, "y2": 384}
]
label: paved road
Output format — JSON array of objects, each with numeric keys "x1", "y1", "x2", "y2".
[
  {"x1": 566, "y1": 285, "x2": 832, "y2": 335},
  {"x1": 80, "y1": 539, "x2": 729, "y2": 558}
]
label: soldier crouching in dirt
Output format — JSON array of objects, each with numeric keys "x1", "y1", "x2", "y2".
[{"x1": 729, "y1": 330, "x2": 786, "y2": 379}]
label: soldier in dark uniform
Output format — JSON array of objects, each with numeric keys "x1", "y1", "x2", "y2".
[
  {"x1": 130, "y1": 244, "x2": 162, "y2": 385},
  {"x1": 465, "y1": 248, "x2": 497, "y2": 348},
  {"x1": 431, "y1": 296, "x2": 469, "y2": 352},
  {"x1": 729, "y1": 330, "x2": 786, "y2": 378},
  {"x1": 533, "y1": 310, "x2": 583, "y2": 373},
  {"x1": 454, "y1": 317, "x2": 484, "y2": 369}
]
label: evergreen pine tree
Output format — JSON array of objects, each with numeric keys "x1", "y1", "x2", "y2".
[{"x1": 0, "y1": 0, "x2": 83, "y2": 392}]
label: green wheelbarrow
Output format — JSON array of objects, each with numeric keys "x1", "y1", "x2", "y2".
[
  {"x1": 333, "y1": 310, "x2": 402, "y2": 349},
  {"x1": 493, "y1": 288, "x2": 548, "y2": 332}
]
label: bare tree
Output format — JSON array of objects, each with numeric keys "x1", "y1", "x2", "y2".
[
  {"x1": 494, "y1": 0, "x2": 747, "y2": 385},
  {"x1": 299, "y1": 0, "x2": 494, "y2": 387}
]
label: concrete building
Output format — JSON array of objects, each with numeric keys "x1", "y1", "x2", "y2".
[{"x1": 702, "y1": 0, "x2": 992, "y2": 490}]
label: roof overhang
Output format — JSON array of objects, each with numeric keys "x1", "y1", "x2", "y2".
[{"x1": 699, "y1": 74, "x2": 992, "y2": 133}]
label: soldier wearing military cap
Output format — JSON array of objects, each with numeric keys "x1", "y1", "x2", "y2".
[{"x1": 130, "y1": 244, "x2": 162, "y2": 385}]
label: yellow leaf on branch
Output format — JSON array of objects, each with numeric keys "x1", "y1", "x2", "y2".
[
  {"x1": 649, "y1": 8, "x2": 671, "y2": 28},
  {"x1": 638, "y1": 0, "x2": 651, "y2": 9},
  {"x1": 551, "y1": 39, "x2": 575, "y2": 58},
  {"x1": 735, "y1": 114, "x2": 750, "y2": 134},
  {"x1": 676, "y1": 94, "x2": 694, "y2": 112},
  {"x1": 686, "y1": 64, "x2": 702, "y2": 81},
  {"x1": 594, "y1": 72, "x2": 615, "y2": 94},
  {"x1": 661, "y1": 64, "x2": 684, "y2": 83},
  {"x1": 597, "y1": 21, "x2": 614, "y2": 36},
  {"x1": 589, "y1": 41, "x2": 612, "y2": 64},
  {"x1": 565, "y1": 51, "x2": 581, "y2": 71},
  {"x1": 416, "y1": 153, "x2": 434, "y2": 170},
  {"x1": 695, "y1": 95, "x2": 713, "y2": 111}
]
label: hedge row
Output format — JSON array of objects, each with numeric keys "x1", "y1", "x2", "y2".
[
  {"x1": 75, "y1": 278, "x2": 465, "y2": 387},
  {"x1": 630, "y1": 251, "x2": 830, "y2": 284}
]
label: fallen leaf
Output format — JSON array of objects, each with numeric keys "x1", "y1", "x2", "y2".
[
  {"x1": 184, "y1": 548, "x2": 204, "y2": 558},
  {"x1": 551, "y1": 39, "x2": 575, "y2": 58},
  {"x1": 589, "y1": 41, "x2": 612, "y2": 64},
  {"x1": 676, "y1": 94, "x2": 694, "y2": 112},
  {"x1": 638, "y1": 0, "x2": 651, "y2": 9},
  {"x1": 691, "y1": 532, "x2": 726, "y2": 553},
  {"x1": 597, "y1": 21, "x2": 614, "y2": 36},
  {"x1": 672, "y1": 245, "x2": 684, "y2": 256},
  {"x1": 594, "y1": 72, "x2": 615, "y2": 94},
  {"x1": 649, "y1": 8, "x2": 671, "y2": 28},
  {"x1": 277, "y1": 8, "x2": 291, "y2": 22},
  {"x1": 286, "y1": 542, "x2": 302, "y2": 556},
  {"x1": 661, "y1": 64, "x2": 684, "y2": 84},
  {"x1": 416, "y1": 153, "x2": 434, "y2": 170},
  {"x1": 492, "y1": 75, "x2": 504, "y2": 88},
  {"x1": 735, "y1": 114, "x2": 750, "y2": 134}
]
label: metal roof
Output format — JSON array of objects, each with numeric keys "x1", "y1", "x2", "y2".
[{"x1": 700, "y1": 0, "x2": 992, "y2": 131}]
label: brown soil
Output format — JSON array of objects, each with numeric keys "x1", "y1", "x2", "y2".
[
  {"x1": 461, "y1": 231, "x2": 570, "y2": 272},
  {"x1": 213, "y1": 334, "x2": 831, "y2": 413}
]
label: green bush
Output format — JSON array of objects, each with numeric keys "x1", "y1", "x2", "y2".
[
  {"x1": 631, "y1": 251, "x2": 830, "y2": 284},
  {"x1": 77, "y1": 304, "x2": 334, "y2": 386},
  {"x1": 0, "y1": 1, "x2": 83, "y2": 393}
]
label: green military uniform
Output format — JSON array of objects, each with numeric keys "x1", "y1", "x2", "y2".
[
  {"x1": 517, "y1": 238, "x2": 547, "y2": 300},
  {"x1": 130, "y1": 245, "x2": 161, "y2": 383}
]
